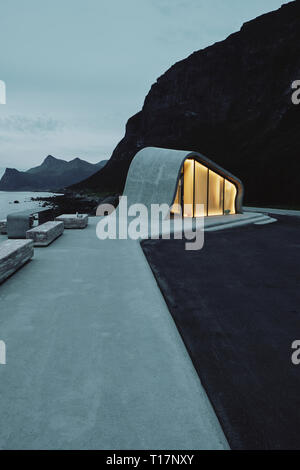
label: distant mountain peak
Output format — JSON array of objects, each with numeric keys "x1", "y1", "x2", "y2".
[
  {"x1": 3, "y1": 167, "x2": 20, "y2": 175},
  {"x1": 0, "y1": 155, "x2": 108, "y2": 191},
  {"x1": 44, "y1": 155, "x2": 57, "y2": 162},
  {"x1": 70, "y1": 157, "x2": 85, "y2": 165},
  {"x1": 41, "y1": 155, "x2": 64, "y2": 168}
]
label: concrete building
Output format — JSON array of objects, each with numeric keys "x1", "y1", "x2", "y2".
[{"x1": 123, "y1": 147, "x2": 243, "y2": 218}]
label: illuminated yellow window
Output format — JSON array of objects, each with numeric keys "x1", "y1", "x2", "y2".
[
  {"x1": 171, "y1": 158, "x2": 238, "y2": 217},
  {"x1": 194, "y1": 161, "x2": 208, "y2": 217},
  {"x1": 208, "y1": 170, "x2": 224, "y2": 216},
  {"x1": 183, "y1": 159, "x2": 194, "y2": 217},
  {"x1": 224, "y1": 180, "x2": 237, "y2": 214}
]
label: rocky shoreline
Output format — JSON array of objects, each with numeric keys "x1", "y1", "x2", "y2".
[{"x1": 31, "y1": 192, "x2": 102, "y2": 217}]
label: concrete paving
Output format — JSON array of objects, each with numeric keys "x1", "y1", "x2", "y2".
[
  {"x1": 244, "y1": 206, "x2": 300, "y2": 217},
  {"x1": 0, "y1": 217, "x2": 228, "y2": 450},
  {"x1": 203, "y1": 212, "x2": 272, "y2": 231}
]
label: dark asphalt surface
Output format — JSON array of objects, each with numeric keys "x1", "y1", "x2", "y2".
[{"x1": 141, "y1": 216, "x2": 300, "y2": 450}]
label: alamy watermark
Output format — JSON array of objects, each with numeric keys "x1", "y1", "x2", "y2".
[
  {"x1": 96, "y1": 197, "x2": 205, "y2": 251},
  {"x1": 0, "y1": 80, "x2": 6, "y2": 104},
  {"x1": 291, "y1": 340, "x2": 300, "y2": 365},
  {"x1": 0, "y1": 340, "x2": 6, "y2": 365},
  {"x1": 291, "y1": 80, "x2": 300, "y2": 105}
]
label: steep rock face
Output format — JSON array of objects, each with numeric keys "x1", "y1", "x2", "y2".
[
  {"x1": 74, "y1": 1, "x2": 300, "y2": 206},
  {"x1": 0, "y1": 156, "x2": 107, "y2": 191}
]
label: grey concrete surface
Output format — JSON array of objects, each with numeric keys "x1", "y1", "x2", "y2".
[
  {"x1": 0, "y1": 218, "x2": 228, "y2": 450},
  {"x1": 204, "y1": 212, "x2": 274, "y2": 232},
  {"x1": 112, "y1": 211, "x2": 272, "y2": 240},
  {"x1": 244, "y1": 206, "x2": 300, "y2": 217}
]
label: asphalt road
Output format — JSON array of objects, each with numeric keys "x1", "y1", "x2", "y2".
[{"x1": 142, "y1": 216, "x2": 300, "y2": 450}]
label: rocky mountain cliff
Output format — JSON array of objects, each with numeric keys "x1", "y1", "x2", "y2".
[
  {"x1": 72, "y1": 1, "x2": 300, "y2": 207},
  {"x1": 0, "y1": 156, "x2": 107, "y2": 191}
]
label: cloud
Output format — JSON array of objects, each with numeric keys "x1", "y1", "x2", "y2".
[
  {"x1": 0, "y1": 117, "x2": 122, "y2": 170},
  {"x1": 0, "y1": 115, "x2": 64, "y2": 134}
]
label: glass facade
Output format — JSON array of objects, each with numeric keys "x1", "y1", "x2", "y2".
[
  {"x1": 183, "y1": 159, "x2": 194, "y2": 217},
  {"x1": 224, "y1": 179, "x2": 237, "y2": 215},
  {"x1": 171, "y1": 158, "x2": 237, "y2": 217},
  {"x1": 194, "y1": 162, "x2": 208, "y2": 217},
  {"x1": 208, "y1": 170, "x2": 224, "y2": 216}
]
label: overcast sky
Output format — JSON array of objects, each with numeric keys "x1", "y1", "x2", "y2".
[{"x1": 0, "y1": 0, "x2": 289, "y2": 171}]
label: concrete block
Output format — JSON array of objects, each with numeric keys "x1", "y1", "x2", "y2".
[
  {"x1": 7, "y1": 208, "x2": 53, "y2": 239},
  {"x1": 0, "y1": 239, "x2": 34, "y2": 284},
  {"x1": 55, "y1": 214, "x2": 88, "y2": 229},
  {"x1": 26, "y1": 221, "x2": 64, "y2": 247}
]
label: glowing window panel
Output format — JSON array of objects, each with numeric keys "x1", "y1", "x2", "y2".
[
  {"x1": 183, "y1": 159, "x2": 194, "y2": 217},
  {"x1": 171, "y1": 158, "x2": 238, "y2": 218},
  {"x1": 194, "y1": 161, "x2": 208, "y2": 217},
  {"x1": 208, "y1": 170, "x2": 224, "y2": 216},
  {"x1": 224, "y1": 180, "x2": 237, "y2": 214}
]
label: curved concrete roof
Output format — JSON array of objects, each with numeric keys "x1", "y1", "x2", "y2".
[{"x1": 123, "y1": 147, "x2": 244, "y2": 213}]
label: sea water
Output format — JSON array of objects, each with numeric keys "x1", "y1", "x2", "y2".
[{"x1": 0, "y1": 191, "x2": 61, "y2": 220}]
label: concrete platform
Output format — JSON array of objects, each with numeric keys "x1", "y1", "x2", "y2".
[
  {"x1": 244, "y1": 206, "x2": 300, "y2": 218},
  {"x1": 203, "y1": 212, "x2": 273, "y2": 232},
  {"x1": 0, "y1": 217, "x2": 228, "y2": 450},
  {"x1": 135, "y1": 211, "x2": 273, "y2": 239}
]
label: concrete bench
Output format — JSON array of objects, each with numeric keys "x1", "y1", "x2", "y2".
[
  {"x1": 26, "y1": 221, "x2": 64, "y2": 247},
  {"x1": 55, "y1": 214, "x2": 88, "y2": 229},
  {"x1": 0, "y1": 240, "x2": 34, "y2": 284},
  {"x1": 7, "y1": 208, "x2": 53, "y2": 239},
  {"x1": 0, "y1": 220, "x2": 7, "y2": 234}
]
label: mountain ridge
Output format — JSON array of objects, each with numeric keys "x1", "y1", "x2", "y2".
[{"x1": 0, "y1": 155, "x2": 107, "y2": 191}]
